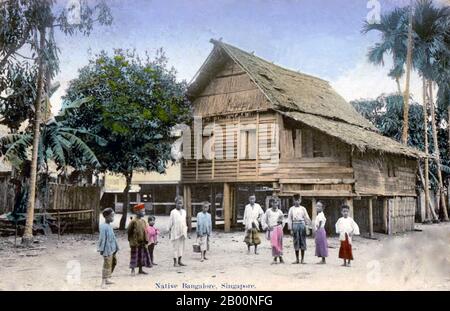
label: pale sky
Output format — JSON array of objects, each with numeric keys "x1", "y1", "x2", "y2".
[{"x1": 50, "y1": 0, "x2": 450, "y2": 113}]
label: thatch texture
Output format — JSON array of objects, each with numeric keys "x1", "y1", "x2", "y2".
[
  {"x1": 204, "y1": 40, "x2": 375, "y2": 130},
  {"x1": 188, "y1": 40, "x2": 424, "y2": 159},
  {"x1": 278, "y1": 110, "x2": 425, "y2": 158}
]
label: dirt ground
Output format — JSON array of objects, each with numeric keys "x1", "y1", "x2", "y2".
[{"x1": 0, "y1": 218, "x2": 449, "y2": 291}]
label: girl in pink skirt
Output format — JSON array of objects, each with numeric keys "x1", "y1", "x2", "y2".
[{"x1": 314, "y1": 201, "x2": 328, "y2": 264}]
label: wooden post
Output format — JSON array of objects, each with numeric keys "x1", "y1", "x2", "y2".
[
  {"x1": 210, "y1": 185, "x2": 216, "y2": 229},
  {"x1": 14, "y1": 222, "x2": 17, "y2": 248},
  {"x1": 383, "y1": 197, "x2": 388, "y2": 234},
  {"x1": 368, "y1": 197, "x2": 374, "y2": 238},
  {"x1": 311, "y1": 198, "x2": 317, "y2": 235},
  {"x1": 57, "y1": 210, "x2": 61, "y2": 240},
  {"x1": 256, "y1": 112, "x2": 260, "y2": 177},
  {"x1": 223, "y1": 183, "x2": 231, "y2": 232},
  {"x1": 183, "y1": 185, "x2": 192, "y2": 232},
  {"x1": 345, "y1": 197, "x2": 354, "y2": 218},
  {"x1": 91, "y1": 210, "x2": 95, "y2": 236}
]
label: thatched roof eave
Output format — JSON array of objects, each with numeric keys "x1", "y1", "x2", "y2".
[{"x1": 277, "y1": 110, "x2": 426, "y2": 159}]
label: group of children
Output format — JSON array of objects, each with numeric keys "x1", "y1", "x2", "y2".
[
  {"x1": 243, "y1": 194, "x2": 360, "y2": 267},
  {"x1": 98, "y1": 203, "x2": 160, "y2": 288},
  {"x1": 97, "y1": 196, "x2": 212, "y2": 288},
  {"x1": 97, "y1": 193, "x2": 360, "y2": 288}
]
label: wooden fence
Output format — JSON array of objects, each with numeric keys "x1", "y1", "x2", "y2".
[{"x1": 0, "y1": 181, "x2": 101, "y2": 235}]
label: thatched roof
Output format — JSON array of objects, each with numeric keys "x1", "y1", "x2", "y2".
[
  {"x1": 278, "y1": 110, "x2": 425, "y2": 158},
  {"x1": 188, "y1": 40, "x2": 424, "y2": 159},
  {"x1": 189, "y1": 40, "x2": 375, "y2": 130}
]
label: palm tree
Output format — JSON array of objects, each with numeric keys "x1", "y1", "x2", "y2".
[
  {"x1": 362, "y1": 7, "x2": 409, "y2": 95},
  {"x1": 0, "y1": 119, "x2": 104, "y2": 171},
  {"x1": 412, "y1": 0, "x2": 449, "y2": 221},
  {"x1": 362, "y1": 5, "x2": 414, "y2": 144},
  {"x1": 402, "y1": 1, "x2": 414, "y2": 145}
]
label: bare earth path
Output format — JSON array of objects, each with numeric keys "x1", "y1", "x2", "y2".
[{"x1": 0, "y1": 221, "x2": 449, "y2": 291}]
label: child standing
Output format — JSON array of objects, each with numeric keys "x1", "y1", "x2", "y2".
[
  {"x1": 98, "y1": 208, "x2": 119, "y2": 288},
  {"x1": 287, "y1": 194, "x2": 311, "y2": 264},
  {"x1": 314, "y1": 201, "x2": 328, "y2": 264},
  {"x1": 263, "y1": 198, "x2": 285, "y2": 264},
  {"x1": 335, "y1": 205, "x2": 360, "y2": 267},
  {"x1": 196, "y1": 201, "x2": 212, "y2": 262},
  {"x1": 243, "y1": 194, "x2": 264, "y2": 255},
  {"x1": 128, "y1": 203, "x2": 151, "y2": 275},
  {"x1": 145, "y1": 216, "x2": 159, "y2": 265}
]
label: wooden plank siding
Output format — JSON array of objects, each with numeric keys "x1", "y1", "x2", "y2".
[{"x1": 353, "y1": 151, "x2": 418, "y2": 197}]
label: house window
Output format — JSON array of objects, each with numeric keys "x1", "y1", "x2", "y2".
[
  {"x1": 388, "y1": 162, "x2": 397, "y2": 177},
  {"x1": 312, "y1": 134, "x2": 323, "y2": 157},
  {"x1": 292, "y1": 129, "x2": 302, "y2": 158},
  {"x1": 202, "y1": 132, "x2": 214, "y2": 160},
  {"x1": 239, "y1": 127, "x2": 257, "y2": 159}
]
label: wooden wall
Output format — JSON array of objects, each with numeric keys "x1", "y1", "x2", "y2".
[
  {"x1": 181, "y1": 111, "x2": 279, "y2": 183},
  {"x1": 353, "y1": 151, "x2": 417, "y2": 197},
  {"x1": 388, "y1": 196, "x2": 416, "y2": 234},
  {"x1": 277, "y1": 119, "x2": 354, "y2": 197}
]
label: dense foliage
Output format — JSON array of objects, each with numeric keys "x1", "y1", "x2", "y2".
[{"x1": 60, "y1": 49, "x2": 192, "y2": 228}]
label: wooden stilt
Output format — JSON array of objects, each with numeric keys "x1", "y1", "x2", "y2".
[
  {"x1": 383, "y1": 197, "x2": 388, "y2": 234},
  {"x1": 183, "y1": 185, "x2": 192, "y2": 232},
  {"x1": 57, "y1": 210, "x2": 61, "y2": 240},
  {"x1": 368, "y1": 197, "x2": 374, "y2": 238},
  {"x1": 311, "y1": 198, "x2": 317, "y2": 234},
  {"x1": 345, "y1": 197, "x2": 354, "y2": 218},
  {"x1": 223, "y1": 183, "x2": 231, "y2": 232}
]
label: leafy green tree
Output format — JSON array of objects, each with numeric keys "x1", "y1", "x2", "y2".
[
  {"x1": 0, "y1": 0, "x2": 112, "y2": 245},
  {"x1": 61, "y1": 49, "x2": 191, "y2": 229},
  {"x1": 352, "y1": 94, "x2": 425, "y2": 147}
]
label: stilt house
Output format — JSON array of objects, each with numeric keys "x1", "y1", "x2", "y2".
[{"x1": 181, "y1": 40, "x2": 424, "y2": 236}]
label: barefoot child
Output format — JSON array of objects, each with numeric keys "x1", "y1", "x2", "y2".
[
  {"x1": 145, "y1": 216, "x2": 159, "y2": 265},
  {"x1": 168, "y1": 196, "x2": 188, "y2": 267},
  {"x1": 314, "y1": 201, "x2": 328, "y2": 264},
  {"x1": 287, "y1": 194, "x2": 311, "y2": 264},
  {"x1": 128, "y1": 203, "x2": 151, "y2": 275},
  {"x1": 98, "y1": 208, "x2": 119, "y2": 288},
  {"x1": 263, "y1": 198, "x2": 285, "y2": 264},
  {"x1": 196, "y1": 201, "x2": 212, "y2": 262},
  {"x1": 335, "y1": 205, "x2": 360, "y2": 267},
  {"x1": 243, "y1": 194, "x2": 264, "y2": 255}
]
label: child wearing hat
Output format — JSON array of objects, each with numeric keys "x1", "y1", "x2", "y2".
[{"x1": 127, "y1": 203, "x2": 151, "y2": 275}]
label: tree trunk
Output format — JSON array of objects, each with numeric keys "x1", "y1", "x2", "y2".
[
  {"x1": 448, "y1": 104, "x2": 450, "y2": 160},
  {"x1": 428, "y1": 80, "x2": 449, "y2": 221},
  {"x1": 119, "y1": 171, "x2": 133, "y2": 230},
  {"x1": 418, "y1": 165, "x2": 437, "y2": 220},
  {"x1": 22, "y1": 26, "x2": 46, "y2": 246},
  {"x1": 422, "y1": 78, "x2": 433, "y2": 221},
  {"x1": 401, "y1": 1, "x2": 414, "y2": 145},
  {"x1": 396, "y1": 76, "x2": 402, "y2": 95}
]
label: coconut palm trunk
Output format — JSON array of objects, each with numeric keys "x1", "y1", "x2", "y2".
[
  {"x1": 428, "y1": 80, "x2": 449, "y2": 221},
  {"x1": 422, "y1": 78, "x2": 437, "y2": 221},
  {"x1": 22, "y1": 26, "x2": 46, "y2": 246},
  {"x1": 401, "y1": 1, "x2": 414, "y2": 145}
]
